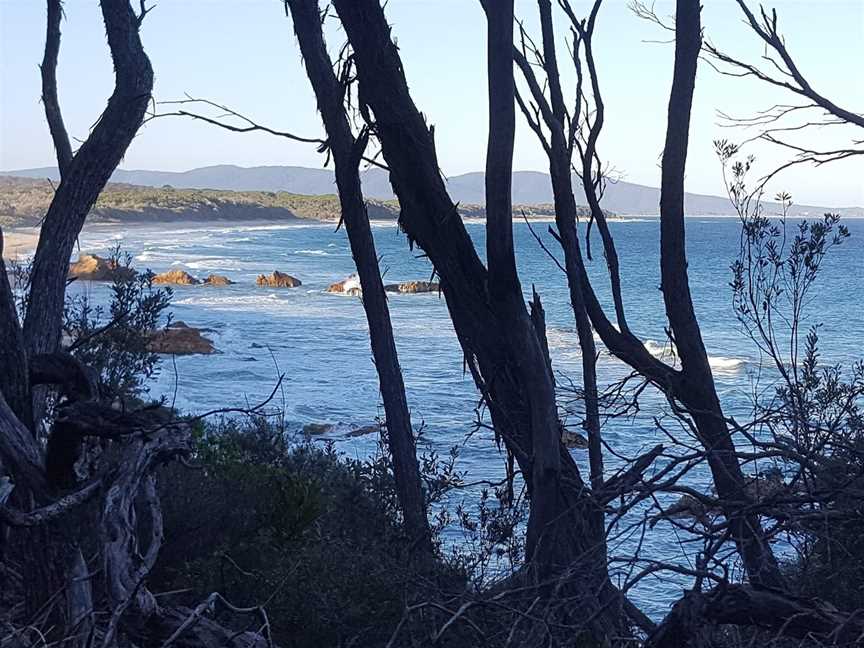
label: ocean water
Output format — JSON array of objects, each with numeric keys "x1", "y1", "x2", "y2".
[{"x1": 72, "y1": 215, "x2": 863, "y2": 616}]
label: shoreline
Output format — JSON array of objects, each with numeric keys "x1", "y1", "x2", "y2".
[
  {"x1": 2, "y1": 226, "x2": 40, "y2": 260},
  {"x1": 9, "y1": 211, "x2": 862, "y2": 261}
]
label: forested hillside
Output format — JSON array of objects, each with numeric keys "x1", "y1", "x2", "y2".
[{"x1": 0, "y1": 176, "x2": 581, "y2": 227}]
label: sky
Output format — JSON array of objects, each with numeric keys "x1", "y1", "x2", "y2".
[{"x1": 0, "y1": 0, "x2": 862, "y2": 207}]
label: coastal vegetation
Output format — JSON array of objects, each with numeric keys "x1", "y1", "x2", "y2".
[
  {"x1": 0, "y1": 176, "x2": 580, "y2": 229},
  {"x1": 0, "y1": 0, "x2": 861, "y2": 647}
]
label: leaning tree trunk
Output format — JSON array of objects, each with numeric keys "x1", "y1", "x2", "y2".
[
  {"x1": 11, "y1": 0, "x2": 154, "y2": 632},
  {"x1": 482, "y1": 0, "x2": 566, "y2": 581},
  {"x1": 515, "y1": 0, "x2": 605, "y2": 490},
  {"x1": 23, "y1": 0, "x2": 154, "y2": 362},
  {"x1": 0, "y1": 3, "x2": 276, "y2": 644},
  {"x1": 656, "y1": 0, "x2": 783, "y2": 589},
  {"x1": 536, "y1": 0, "x2": 785, "y2": 590},
  {"x1": 285, "y1": 0, "x2": 431, "y2": 554},
  {"x1": 331, "y1": 0, "x2": 623, "y2": 638}
]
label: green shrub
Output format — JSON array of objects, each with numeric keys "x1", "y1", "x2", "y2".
[
  {"x1": 64, "y1": 245, "x2": 172, "y2": 404},
  {"x1": 153, "y1": 418, "x2": 470, "y2": 647}
]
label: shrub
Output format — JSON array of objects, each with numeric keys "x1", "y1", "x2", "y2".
[
  {"x1": 64, "y1": 245, "x2": 172, "y2": 404},
  {"x1": 152, "y1": 417, "x2": 471, "y2": 647}
]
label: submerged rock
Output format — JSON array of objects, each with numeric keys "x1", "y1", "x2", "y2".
[
  {"x1": 303, "y1": 422, "x2": 333, "y2": 436},
  {"x1": 68, "y1": 254, "x2": 134, "y2": 282},
  {"x1": 303, "y1": 421, "x2": 380, "y2": 438},
  {"x1": 148, "y1": 321, "x2": 215, "y2": 355},
  {"x1": 344, "y1": 423, "x2": 380, "y2": 437},
  {"x1": 561, "y1": 430, "x2": 589, "y2": 450},
  {"x1": 153, "y1": 269, "x2": 200, "y2": 285},
  {"x1": 384, "y1": 280, "x2": 439, "y2": 294},
  {"x1": 326, "y1": 274, "x2": 362, "y2": 296},
  {"x1": 203, "y1": 274, "x2": 235, "y2": 286},
  {"x1": 256, "y1": 270, "x2": 301, "y2": 288}
]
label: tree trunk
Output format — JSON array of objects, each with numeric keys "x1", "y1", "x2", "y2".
[
  {"x1": 658, "y1": 0, "x2": 783, "y2": 589},
  {"x1": 0, "y1": 235, "x2": 30, "y2": 429},
  {"x1": 332, "y1": 0, "x2": 623, "y2": 637},
  {"x1": 23, "y1": 0, "x2": 154, "y2": 361},
  {"x1": 535, "y1": 0, "x2": 604, "y2": 489},
  {"x1": 285, "y1": 0, "x2": 431, "y2": 554}
]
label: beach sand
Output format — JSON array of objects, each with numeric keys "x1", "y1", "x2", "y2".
[{"x1": 2, "y1": 227, "x2": 40, "y2": 260}]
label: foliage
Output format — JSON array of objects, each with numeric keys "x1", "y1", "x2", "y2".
[
  {"x1": 64, "y1": 245, "x2": 172, "y2": 404},
  {"x1": 153, "y1": 418, "x2": 463, "y2": 646},
  {"x1": 150, "y1": 416, "x2": 556, "y2": 646},
  {"x1": 718, "y1": 140, "x2": 864, "y2": 613},
  {"x1": 0, "y1": 175, "x2": 399, "y2": 227}
]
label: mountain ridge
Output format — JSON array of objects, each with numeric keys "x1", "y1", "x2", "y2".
[{"x1": 2, "y1": 164, "x2": 860, "y2": 217}]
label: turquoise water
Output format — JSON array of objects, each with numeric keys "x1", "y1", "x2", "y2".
[{"x1": 73, "y1": 215, "x2": 864, "y2": 615}]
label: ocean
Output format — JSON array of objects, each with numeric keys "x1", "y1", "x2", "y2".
[{"x1": 73, "y1": 215, "x2": 863, "y2": 616}]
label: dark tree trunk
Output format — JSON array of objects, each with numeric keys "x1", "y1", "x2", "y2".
[
  {"x1": 0, "y1": 235, "x2": 29, "y2": 428},
  {"x1": 483, "y1": 0, "x2": 567, "y2": 580},
  {"x1": 23, "y1": 0, "x2": 154, "y2": 361},
  {"x1": 2, "y1": 3, "x2": 269, "y2": 643},
  {"x1": 540, "y1": 0, "x2": 785, "y2": 590},
  {"x1": 534, "y1": 0, "x2": 604, "y2": 489},
  {"x1": 658, "y1": 0, "x2": 783, "y2": 589},
  {"x1": 285, "y1": 0, "x2": 431, "y2": 553},
  {"x1": 40, "y1": 0, "x2": 73, "y2": 176},
  {"x1": 331, "y1": 0, "x2": 623, "y2": 637}
]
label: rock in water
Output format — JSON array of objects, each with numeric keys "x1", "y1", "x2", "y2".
[
  {"x1": 148, "y1": 321, "x2": 215, "y2": 355},
  {"x1": 561, "y1": 430, "x2": 588, "y2": 449},
  {"x1": 68, "y1": 254, "x2": 134, "y2": 282},
  {"x1": 344, "y1": 423, "x2": 381, "y2": 437},
  {"x1": 326, "y1": 274, "x2": 362, "y2": 296},
  {"x1": 153, "y1": 269, "x2": 200, "y2": 285},
  {"x1": 303, "y1": 422, "x2": 333, "y2": 436},
  {"x1": 384, "y1": 281, "x2": 439, "y2": 294},
  {"x1": 256, "y1": 270, "x2": 302, "y2": 288},
  {"x1": 203, "y1": 274, "x2": 234, "y2": 286}
]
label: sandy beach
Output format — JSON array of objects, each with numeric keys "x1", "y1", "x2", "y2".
[{"x1": 2, "y1": 226, "x2": 40, "y2": 260}]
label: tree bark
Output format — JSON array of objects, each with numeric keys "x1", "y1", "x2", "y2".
[
  {"x1": 658, "y1": 0, "x2": 783, "y2": 589},
  {"x1": 285, "y1": 0, "x2": 432, "y2": 554},
  {"x1": 646, "y1": 584, "x2": 864, "y2": 648},
  {"x1": 483, "y1": 0, "x2": 568, "y2": 580},
  {"x1": 522, "y1": 0, "x2": 605, "y2": 489},
  {"x1": 539, "y1": 0, "x2": 786, "y2": 590},
  {"x1": 41, "y1": 0, "x2": 73, "y2": 176},
  {"x1": 23, "y1": 0, "x2": 153, "y2": 361},
  {"x1": 332, "y1": 0, "x2": 622, "y2": 636}
]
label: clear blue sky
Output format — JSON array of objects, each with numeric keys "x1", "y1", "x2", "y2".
[{"x1": 1, "y1": 0, "x2": 862, "y2": 206}]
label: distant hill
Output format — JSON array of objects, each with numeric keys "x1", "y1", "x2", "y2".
[
  {"x1": 0, "y1": 176, "x2": 570, "y2": 229},
  {"x1": 0, "y1": 176, "x2": 397, "y2": 228},
  {"x1": 4, "y1": 164, "x2": 860, "y2": 217}
]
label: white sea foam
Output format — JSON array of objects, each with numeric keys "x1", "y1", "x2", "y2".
[
  {"x1": 174, "y1": 293, "x2": 282, "y2": 309},
  {"x1": 643, "y1": 339, "x2": 676, "y2": 360},
  {"x1": 182, "y1": 258, "x2": 250, "y2": 271},
  {"x1": 708, "y1": 356, "x2": 745, "y2": 373},
  {"x1": 294, "y1": 249, "x2": 330, "y2": 256},
  {"x1": 643, "y1": 339, "x2": 745, "y2": 373}
]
